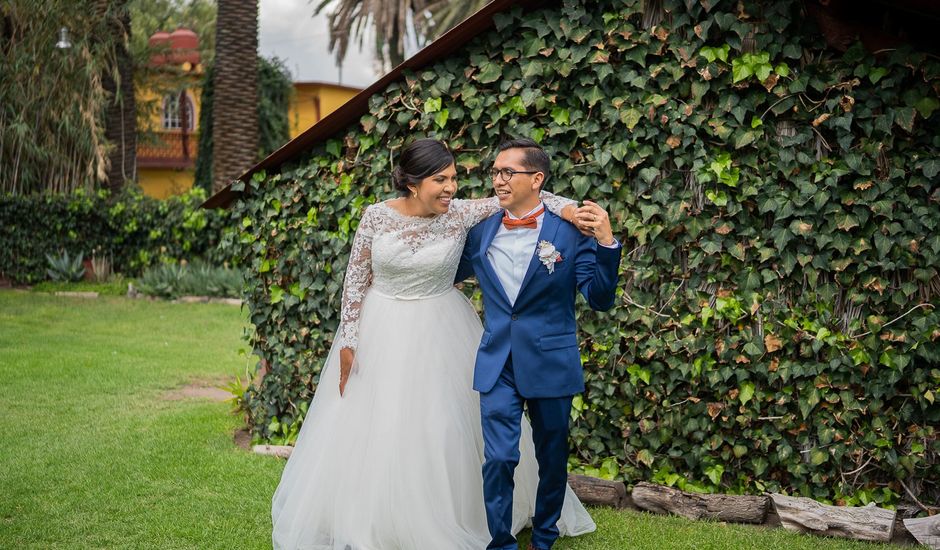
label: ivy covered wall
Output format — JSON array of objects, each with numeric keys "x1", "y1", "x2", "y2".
[{"x1": 223, "y1": 0, "x2": 940, "y2": 505}]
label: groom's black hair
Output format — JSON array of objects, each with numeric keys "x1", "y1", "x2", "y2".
[
  {"x1": 393, "y1": 139, "x2": 455, "y2": 196},
  {"x1": 498, "y1": 138, "x2": 550, "y2": 189}
]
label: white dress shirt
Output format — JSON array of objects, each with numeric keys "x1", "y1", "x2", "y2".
[
  {"x1": 487, "y1": 202, "x2": 620, "y2": 306},
  {"x1": 487, "y1": 203, "x2": 546, "y2": 306}
]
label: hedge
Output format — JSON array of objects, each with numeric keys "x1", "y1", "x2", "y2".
[
  {"x1": 223, "y1": 0, "x2": 940, "y2": 506},
  {"x1": 1, "y1": 188, "x2": 233, "y2": 284}
]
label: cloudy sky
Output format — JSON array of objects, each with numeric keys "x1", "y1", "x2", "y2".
[{"x1": 258, "y1": 0, "x2": 380, "y2": 88}]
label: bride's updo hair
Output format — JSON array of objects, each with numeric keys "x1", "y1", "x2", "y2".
[{"x1": 393, "y1": 139, "x2": 455, "y2": 196}]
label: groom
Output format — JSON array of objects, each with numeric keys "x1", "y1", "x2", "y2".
[{"x1": 456, "y1": 138, "x2": 621, "y2": 550}]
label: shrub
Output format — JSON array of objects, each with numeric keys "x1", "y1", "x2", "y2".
[{"x1": 0, "y1": 187, "x2": 234, "y2": 284}]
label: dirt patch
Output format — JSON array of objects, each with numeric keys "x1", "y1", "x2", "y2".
[
  {"x1": 233, "y1": 427, "x2": 252, "y2": 451},
  {"x1": 162, "y1": 380, "x2": 232, "y2": 402}
]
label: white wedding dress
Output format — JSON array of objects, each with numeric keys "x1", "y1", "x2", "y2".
[{"x1": 272, "y1": 196, "x2": 596, "y2": 550}]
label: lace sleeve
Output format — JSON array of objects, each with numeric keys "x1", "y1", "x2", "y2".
[
  {"x1": 336, "y1": 205, "x2": 378, "y2": 351},
  {"x1": 540, "y1": 191, "x2": 578, "y2": 218},
  {"x1": 451, "y1": 191, "x2": 577, "y2": 229}
]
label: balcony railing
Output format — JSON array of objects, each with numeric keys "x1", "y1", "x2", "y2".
[{"x1": 138, "y1": 130, "x2": 198, "y2": 169}]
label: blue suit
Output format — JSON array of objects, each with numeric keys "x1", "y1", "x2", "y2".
[{"x1": 456, "y1": 210, "x2": 621, "y2": 549}]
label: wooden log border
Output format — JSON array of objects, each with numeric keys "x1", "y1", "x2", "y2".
[
  {"x1": 252, "y1": 447, "x2": 931, "y2": 547},
  {"x1": 565, "y1": 475, "x2": 932, "y2": 547}
]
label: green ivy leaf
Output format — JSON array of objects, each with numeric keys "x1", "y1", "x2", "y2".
[
  {"x1": 620, "y1": 108, "x2": 642, "y2": 130},
  {"x1": 923, "y1": 159, "x2": 940, "y2": 179},
  {"x1": 326, "y1": 139, "x2": 342, "y2": 158},
  {"x1": 739, "y1": 381, "x2": 755, "y2": 405},
  {"x1": 868, "y1": 67, "x2": 888, "y2": 84},
  {"x1": 269, "y1": 284, "x2": 284, "y2": 304},
  {"x1": 551, "y1": 107, "x2": 570, "y2": 125},
  {"x1": 434, "y1": 109, "x2": 449, "y2": 129},
  {"x1": 705, "y1": 464, "x2": 724, "y2": 485},
  {"x1": 475, "y1": 62, "x2": 502, "y2": 84},
  {"x1": 914, "y1": 96, "x2": 939, "y2": 119},
  {"x1": 810, "y1": 448, "x2": 828, "y2": 466},
  {"x1": 731, "y1": 58, "x2": 753, "y2": 83},
  {"x1": 424, "y1": 97, "x2": 442, "y2": 114}
]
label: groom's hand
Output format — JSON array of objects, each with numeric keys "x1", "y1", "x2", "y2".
[
  {"x1": 339, "y1": 348, "x2": 354, "y2": 396},
  {"x1": 576, "y1": 201, "x2": 615, "y2": 246}
]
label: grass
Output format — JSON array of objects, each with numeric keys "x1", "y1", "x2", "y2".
[{"x1": 0, "y1": 291, "x2": 902, "y2": 549}]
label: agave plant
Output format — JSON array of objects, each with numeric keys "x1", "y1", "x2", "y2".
[
  {"x1": 136, "y1": 260, "x2": 244, "y2": 299},
  {"x1": 136, "y1": 262, "x2": 187, "y2": 299},
  {"x1": 45, "y1": 250, "x2": 85, "y2": 282}
]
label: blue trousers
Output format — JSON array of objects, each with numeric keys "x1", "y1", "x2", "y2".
[{"x1": 480, "y1": 357, "x2": 573, "y2": 550}]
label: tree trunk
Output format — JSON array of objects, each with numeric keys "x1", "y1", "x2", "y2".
[
  {"x1": 770, "y1": 493, "x2": 896, "y2": 542},
  {"x1": 211, "y1": 0, "x2": 259, "y2": 193},
  {"x1": 101, "y1": 0, "x2": 136, "y2": 192},
  {"x1": 631, "y1": 482, "x2": 769, "y2": 524}
]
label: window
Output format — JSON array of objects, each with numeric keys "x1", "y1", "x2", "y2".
[{"x1": 162, "y1": 92, "x2": 194, "y2": 130}]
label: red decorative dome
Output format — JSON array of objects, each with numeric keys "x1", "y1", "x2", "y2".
[
  {"x1": 169, "y1": 28, "x2": 199, "y2": 51},
  {"x1": 148, "y1": 31, "x2": 170, "y2": 48},
  {"x1": 148, "y1": 28, "x2": 200, "y2": 68}
]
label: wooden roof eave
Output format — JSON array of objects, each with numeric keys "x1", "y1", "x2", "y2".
[{"x1": 202, "y1": 0, "x2": 546, "y2": 209}]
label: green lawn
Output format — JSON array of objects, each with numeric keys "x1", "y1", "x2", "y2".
[{"x1": 0, "y1": 291, "x2": 901, "y2": 549}]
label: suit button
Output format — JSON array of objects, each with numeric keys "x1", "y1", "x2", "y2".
[{"x1": 511, "y1": 314, "x2": 518, "y2": 321}]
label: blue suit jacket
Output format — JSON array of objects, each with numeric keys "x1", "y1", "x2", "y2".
[{"x1": 456, "y1": 210, "x2": 622, "y2": 398}]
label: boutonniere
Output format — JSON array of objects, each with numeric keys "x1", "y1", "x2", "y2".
[{"x1": 537, "y1": 240, "x2": 563, "y2": 274}]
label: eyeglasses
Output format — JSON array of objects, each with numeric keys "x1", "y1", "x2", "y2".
[{"x1": 489, "y1": 167, "x2": 540, "y2": 182}]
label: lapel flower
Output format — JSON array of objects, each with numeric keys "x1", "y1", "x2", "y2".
[{"x1": 537, "y1": 240, "x2": 563, "y2": 274}]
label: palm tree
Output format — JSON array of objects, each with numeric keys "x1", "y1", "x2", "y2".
[
  {"x1": 101, "y1": 0, "x2": 137, "y2": 192},
  {"x1": 316, "y1": 0, "x2": 489, "y2": 72},
  {"x1": 211, "y1": 0, "x2": 259, "y2": 193}
]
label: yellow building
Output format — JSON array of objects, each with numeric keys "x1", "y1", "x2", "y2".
[
  {"x1": 289, "y1": 82, "x2": 363, "y2": 139},
  {"x1": 137, "y1": 30, "x2": 360, "y2": 199}
]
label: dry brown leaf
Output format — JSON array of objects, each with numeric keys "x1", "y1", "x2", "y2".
[
  {"x1": 762, "y1": 73, "x2": 779, "y2": 92},
  {"x1": 764, "y1": 333, "x2": 783, "y2": 353},
  {"x1": 812, "y1": 113, "x2": 831, "y2": 127},
  {"x1": 840, "y1": 95, "x2": 855, "y2": 112}
]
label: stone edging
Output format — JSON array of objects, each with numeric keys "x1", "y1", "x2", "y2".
[{"x1": 53, "y1": 291, "x2": 99, "y2": 298}]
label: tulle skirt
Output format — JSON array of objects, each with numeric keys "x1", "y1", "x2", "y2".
[{"x1": 271, "y1": 288, "x2": 595, "y2": 550}]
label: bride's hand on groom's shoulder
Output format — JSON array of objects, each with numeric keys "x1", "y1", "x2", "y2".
[
  {"x1": 575, "y1": 201, "x2": 615, "y2": 245},
  {"x1": 339, "y1": 348, "x2": 354, "y2": 396}
]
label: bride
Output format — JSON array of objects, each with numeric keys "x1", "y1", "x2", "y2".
[{"x1": 272, "y1": 139, "x2": 596, "y2": 549}]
